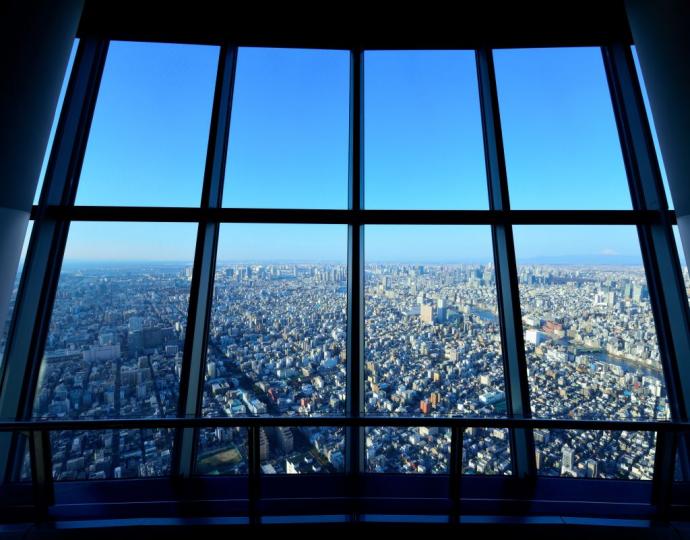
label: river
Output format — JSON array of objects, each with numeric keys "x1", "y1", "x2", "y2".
[{"x1": 469, "y1": 307, "x2": 662, "y2": 379}]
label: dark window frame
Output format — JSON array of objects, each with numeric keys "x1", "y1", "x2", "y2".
[{"x1": 1, "y1": 11, "x2": 689, "y2": 524}]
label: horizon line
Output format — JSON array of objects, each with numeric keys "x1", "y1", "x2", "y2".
[{"x1": 52, "y1": 258, "x2": 650, "y2": 266}]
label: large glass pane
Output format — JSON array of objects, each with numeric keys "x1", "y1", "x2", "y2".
[
  {"x1": 514, "y1": 226, "x2": 668, "y2": 479},
  {"x1": 222, "y1": 48, "x2": 349, "y2": 209},
  {"x1": 674, "y1": 226, "x2": 690, "y2": 307},
  {"x1": 364, "y1": 51, "x2": 488, "y2": 209},
  {"x1": 195, "y1": 426, "x2": 346, "y2": 476},
  {"x1": 200, "y1": 224, "x2": 346, "y2": 474},
  {"x1": 76, "y1": 42, "x2": 219, "y2": 206},
  {"x1": 674, "y1": 433, "x2": 690, "y2": 483},
  {"x1": 34, "y1": 40, "x2": 79, "y2": 205},
  {"x1": 260, "y1": 426, "x2": 345, "y2": 474},
  {"x1": 462, "y1": 427, "x2": 512, "y2": 475},
  {"x1": 670, "y1": 230, "x2": 689, "y2": 479},
  {"x1": 365, "y1": 226, "x2": 508, "y2": 473},
  {"x1": 632, "y1": 46, "x2": 673, "y2": 208},
  {"x1": 515, "y1": 225, "x2": 668, "y2": 420},
  {"x1": 204, "y1": 224, "x2": 347, "y2": 417},
  {"x1": 534, "y1": 429, "x2": 656, "y2": 480},
  {"x1": 32, "y1": 222, "x2": 197, "y2": 480},
  {"x1": 494, "y1": 47, "x2": 631, "y2": 209},
  {"x1": 365, "y1": 226, "x2": 503, "y2": 416},
  {"x1": 0, "y1": 221, "x2": 33, "y2": 363},
  {"x1": 196, "y1": 427, "x2": 248, "y2": 475},
  {"x1": 366, "y1": 427, "x2": 450, "y2": 474},
  {"x1": 50, "y1": 428, "x2": 174, "y2": 481}
]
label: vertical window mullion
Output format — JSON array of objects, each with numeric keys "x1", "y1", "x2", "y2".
[
  {"x1": 174, "y1": 46, "x2": 238, "y2": 478},
  {"x1": 603, "y1": 43, "x2": 690, "y2": 508},
  {"x1": 0, "y1": 39, "x2": 109, "y2": 481},
  {"x1": 346, "y1": 49, "x2": 364, "y2": 513},
  {"x1": 476, "y1": 48, "x2": 536, "y2": 478}
]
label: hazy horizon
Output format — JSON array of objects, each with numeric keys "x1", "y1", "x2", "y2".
[
  {"x1": 26, "y1": 42, "x2": 686, "y2": 271},
  {"x1": 54, "y1": 256, "x2": 650, "y2": 267}
]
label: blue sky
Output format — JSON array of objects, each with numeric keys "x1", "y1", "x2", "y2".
[
  {"x1": 55, "y1": 223, "x2": 658, "y2": 266},
  {"x1": 32, "y1": 41, "x2": 679, "y2": 264},
  {"x1": 495, "y1": 47, "x2": 631, "y2": 210}
]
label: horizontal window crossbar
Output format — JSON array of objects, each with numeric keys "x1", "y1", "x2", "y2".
[
  {"x1": 0, "y1": 416, "x2": 684, "y2": 432},
  {"x1": 31, "y1": 206, "x2": 675, "y2": 225}
]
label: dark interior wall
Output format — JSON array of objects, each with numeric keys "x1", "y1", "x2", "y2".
[
  {"x1": 0, "y1": 0, "x2": 83, "y2": 343},
  {"x1": 626, "y1": 0, "x2": 690, "y2": 266}
]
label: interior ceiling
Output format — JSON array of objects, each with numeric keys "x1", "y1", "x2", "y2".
[{"x1": 78, "y1": 0, "x2": 632, "y2": 49}]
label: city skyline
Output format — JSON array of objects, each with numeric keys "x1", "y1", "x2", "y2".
[
  {"x1": 10, "y1": 40, "x2": 687, "y2": 483},
  {"x1": 46, "y1": 223, "x2": 661, "y2": 264},
  {"x1": 56, "y1": 258, "x2": 648, "y2": 265},
  {"x1": 16, "y1": 221, "x2": 687, "y2": 268},
  {"x1": 27, "y1": 258, "x2": 668, "y2": 480}
]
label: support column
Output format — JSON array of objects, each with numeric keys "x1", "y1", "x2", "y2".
[
  {"x1": 625, "y1": 0, "x2": 690, "y2": 263},
  {"x1": 0, "y1": 0, "x2": 83, "y2": 354},
  {"x1": 476, "y1": 48, "x2": 536, "y2": 479}
]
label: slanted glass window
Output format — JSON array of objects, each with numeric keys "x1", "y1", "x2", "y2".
[
  {"x1": 32, "y1": 222, "x2": 196, "y2": 480},
  {"x1": 674, "y1": 226, "x2": 689, "y2": 307},
  {"x1": 76, "y1": 42, "x2": 219, "y2": 207},
  {"x1": 34, "y1": 40, "x2": 79, "y2": 205},
  {"x1": 632, "y1": 46, "x2": 673, "y2": 208},
  {"x1": 514, "y1": 225, "x2": 668, "y2": 421},
  {"x1": 513, "y1": 225, "x2": 668, "y2": 479},
  {"x1": 494, "y1": 47, "x2": 631, "y2": 210},
  {"x1": 0, "y1": 222, "x2": 33, "y2": 362}
]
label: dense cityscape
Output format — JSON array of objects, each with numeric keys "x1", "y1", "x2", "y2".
[{"x1": 2, "y1": 258, "x2": 686, "y2": 481}]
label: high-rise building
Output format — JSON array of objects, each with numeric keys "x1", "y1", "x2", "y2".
[
  {"x1": 437, "y1": 298, "x2": 447, "y2": 323},
  {"x1": 276, "y1": 426, "x2": 294, "y2": 453},
  {"x1": 420, "y1": 304, "x2": 434, "y2": 324},
  {"x1": 561, "y1": 445, "x2": 575, "y2": 476},
  {"x1": 259, "y1": 428, "x2": 270, "y2": 461},
  {"x1": 586, "y1": 458, "x2": 599, "y2": 478}
]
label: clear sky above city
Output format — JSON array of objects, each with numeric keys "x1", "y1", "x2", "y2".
[{"x1": 33, "y1": 40, "x2": 679, "y2": 264}]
